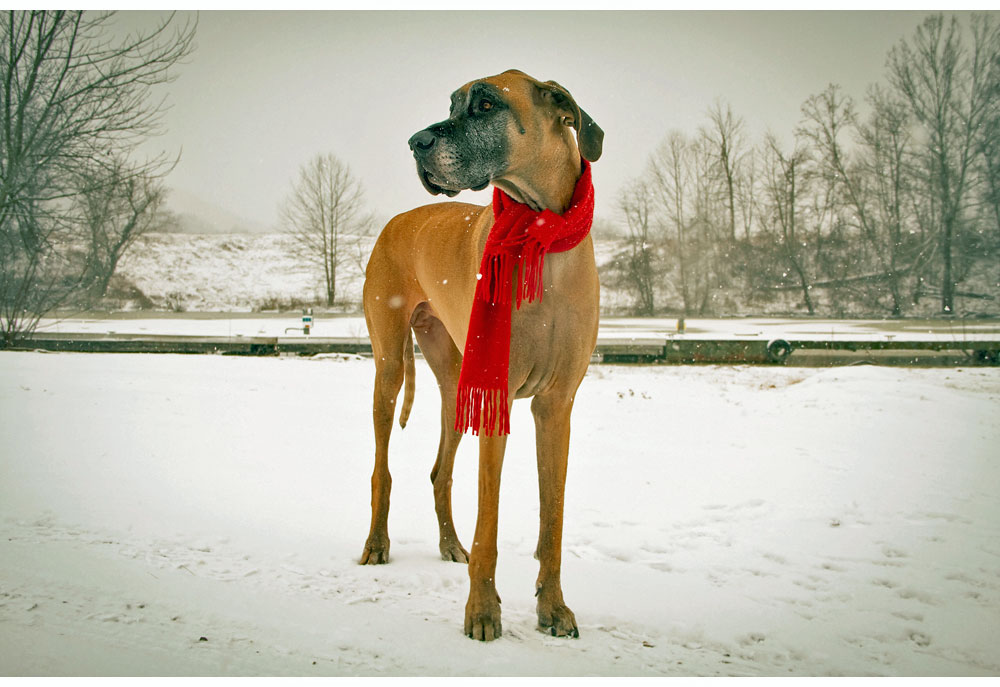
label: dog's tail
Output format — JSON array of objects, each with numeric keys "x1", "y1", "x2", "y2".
[{"x1": 399, "y1": 329, "x2": 415, "y2": 429}]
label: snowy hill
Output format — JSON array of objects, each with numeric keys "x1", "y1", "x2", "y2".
[
  {"x1": 114, "y1": 231, "x2": 620, "y2": 314},
  {"x1": 116, "y1": 232, "x2": 373, "y2": 312}
]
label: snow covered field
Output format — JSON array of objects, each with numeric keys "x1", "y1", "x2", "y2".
[{"x1": 1, "y1": 351, "x2": 999, "y2": 676}]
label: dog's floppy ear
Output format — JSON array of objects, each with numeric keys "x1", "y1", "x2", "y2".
[{"x1": 537, "y1": 79, "x2": 604, "y2": 162}]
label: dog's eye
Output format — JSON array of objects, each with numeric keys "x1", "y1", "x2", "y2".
[{"x1": 478, "y1": 99, "x2": 493, "y2": 112}]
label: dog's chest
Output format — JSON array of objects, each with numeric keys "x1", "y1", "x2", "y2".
[{"x1": 507, "y1": 239, "x2": 600, "y2": 389}]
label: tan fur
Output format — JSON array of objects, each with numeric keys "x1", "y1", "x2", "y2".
[{"x1": 360, "y1": 70, "x2": 601, "y2": 641}]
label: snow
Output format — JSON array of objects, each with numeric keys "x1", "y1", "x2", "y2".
[
  {"x1": 114, "y1": 232, "x2": 372, "y2": 312},
  {"x1": 2, "y1": 352, "x2": 999, "y2": 676}
]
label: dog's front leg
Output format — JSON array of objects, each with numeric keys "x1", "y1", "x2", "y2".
[
  {"x1": 464, "y1": 432, "x2": 507, "y2": 641},
  {"x1": 531, "y1": 393, "x2": 579, "y2": 638}
]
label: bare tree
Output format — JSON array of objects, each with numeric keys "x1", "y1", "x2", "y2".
[
  {"x1": 616, "y1": 179, "x2": 657, "y2": 315},
  {"x1": 858, "y1": 86, "x2": 935, "y2": 313},
  {"x1": 75, "y1": 156, "x2": 169, "y2": 299},
  {"x1": 800, "y1": 84, "x2": 915, "y2": 315},
  {"x1": 735, "y1": 144, "x2": 760, "y2": 242},
  {"x1": 978, "y1": 47, "x2": 1000, "y2": 259},
  {"x1": 649, "y1": 131, "x2": 695, "y2": 315},
  {"x1": 887, "y1": 12, "x2": 1000, "y2": 314},
  {"x1": 688, "y1": 135, "x2": 726, "y2": 310},
  {"x1": 702, "y1": 99, "x2": 746, "y2": 246},
  {"x1": 981, "y1": 101, "x2": 1000, "y2": 239},
  {"x1": 281, "y1": 153, "x2": 372, "y2": 307},
  {"x1": 0, "y1": 10, "x2": 196, "y2": 346},
  {"x1": 762, "y1": 133, "x2": 816, "y2": 315}
]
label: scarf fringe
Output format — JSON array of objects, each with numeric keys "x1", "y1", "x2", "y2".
[
  {"x1": 517, "y1": 236, "x2": 547, "y2": 307},
  {"x1": 454, "y1": 385, "x2": 510, "y2": 436},
  {"x1": 480, "y1": 252, "x2": 513, "y2": 306},
  {"x1": 478, "y1": 236, "x2": 548, "y2": 309}
]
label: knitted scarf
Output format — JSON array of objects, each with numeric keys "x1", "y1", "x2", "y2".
[{"x1": 455, "y1": 159, "x2": 594, "y2": 436}]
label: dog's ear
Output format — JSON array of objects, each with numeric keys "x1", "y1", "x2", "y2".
[{"x1": 537, "y1": 79, "x2": 604, "y2": 163}]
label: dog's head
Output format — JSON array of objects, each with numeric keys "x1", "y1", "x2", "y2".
[{"x1": 408, "y1": 69, "x2": 603, "y2": 197}]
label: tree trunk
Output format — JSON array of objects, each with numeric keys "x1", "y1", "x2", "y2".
[{"x1": 941, "y1": 215, "x2": 954, "y2": 313}]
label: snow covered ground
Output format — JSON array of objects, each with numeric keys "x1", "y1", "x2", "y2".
[{"x1": 1, "y1": 351, "x2": 999, "y2": 676}]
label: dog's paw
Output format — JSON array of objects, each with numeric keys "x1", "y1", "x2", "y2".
[
  {"x1": 440, "y1": 539, "x2": 469, "y2": 564},
  {"x1": 360, "y1": 535, "x2": 390, "y2": 565},
  {"x1": 537, "y1": 600, "x2": 579, "y2": 638},
  {"x1": 465, "y1": 590, "x2": 502, "y2": 641}
]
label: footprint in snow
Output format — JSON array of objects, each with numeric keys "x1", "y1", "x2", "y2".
[
  {"x1": 906, "y1": 510, "x2": 972, "y2": 525},
  {"x1": 871, "y1": 578, "x2": 900, "y2": 589},
  {"x1": 648, "y1": 562, "x2": 675, "y2": 573},
  {"x1": 881, "y1": 545, "x2": 909, "y2": 559},
  {"x1": 742, "y1": 567, "x2": 777, "y2": 578},
  {"x1": 818, "y1": 562, "x2": 848, "y2": 573},
  {"x1": 896, "y1": 587, "x2": 938, "y2": 605},
  {"x1": 739, "y1": 632, "x2": 767, "y2": 646},
  {"x1": 639, "y1": 542, "x2": 671, "y2": 555},
  {"x1": 944, "y1": 571, "x2": 997, "y2": 590},
  {"x1": 730, "y1": 499, "x2": 766, "y2": 511},
  {"x1": 760, "y1": 551, "x2": 789, "y2": 565}
]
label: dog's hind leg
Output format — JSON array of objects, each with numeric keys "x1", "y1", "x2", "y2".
[
  {"x1": 411, "y1": 304, "x2": 468, "y2": 563},
  {"x1": 360, "y1": 290, "x2": 411, "y2": 566}
]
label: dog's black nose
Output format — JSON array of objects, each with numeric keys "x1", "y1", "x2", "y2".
[{"x1": 408, "y1": 130, "x2": 436, "y2": 152}]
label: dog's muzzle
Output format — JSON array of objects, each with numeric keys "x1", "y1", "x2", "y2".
[{"x1": 409, "y1": 128, "x2": 462, "y2": 197}]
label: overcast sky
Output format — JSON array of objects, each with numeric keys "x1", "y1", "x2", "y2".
[{"x1": 114, "y1": 10, "x2": 958, "y2": 228}]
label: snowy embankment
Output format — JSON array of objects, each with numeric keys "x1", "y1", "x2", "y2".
[
  {"x1": 110, "y1": 231, "x2": 1000, "y2": 318},
  {"x1": 115, "y1": 232, "x2": 371, "y2": 312},
  {"x1": 1, "y1": 352, "x2": 999, "y2": 676},
  {"x1": 113, "y1": 232, "x2": 625, "y2": 314}
]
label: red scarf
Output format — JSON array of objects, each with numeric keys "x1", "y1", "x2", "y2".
[{"x1": 455, "y1": 160, "x2": 595, "y2": 436}]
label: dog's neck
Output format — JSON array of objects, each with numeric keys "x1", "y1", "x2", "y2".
[{"x1": 493, "y1": 155, "x2": 582, "y2": 214}]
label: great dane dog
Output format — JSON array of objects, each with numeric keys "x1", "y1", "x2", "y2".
[{"x1": 361, "y1": 69, "x2": 603, "y2": 641}]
